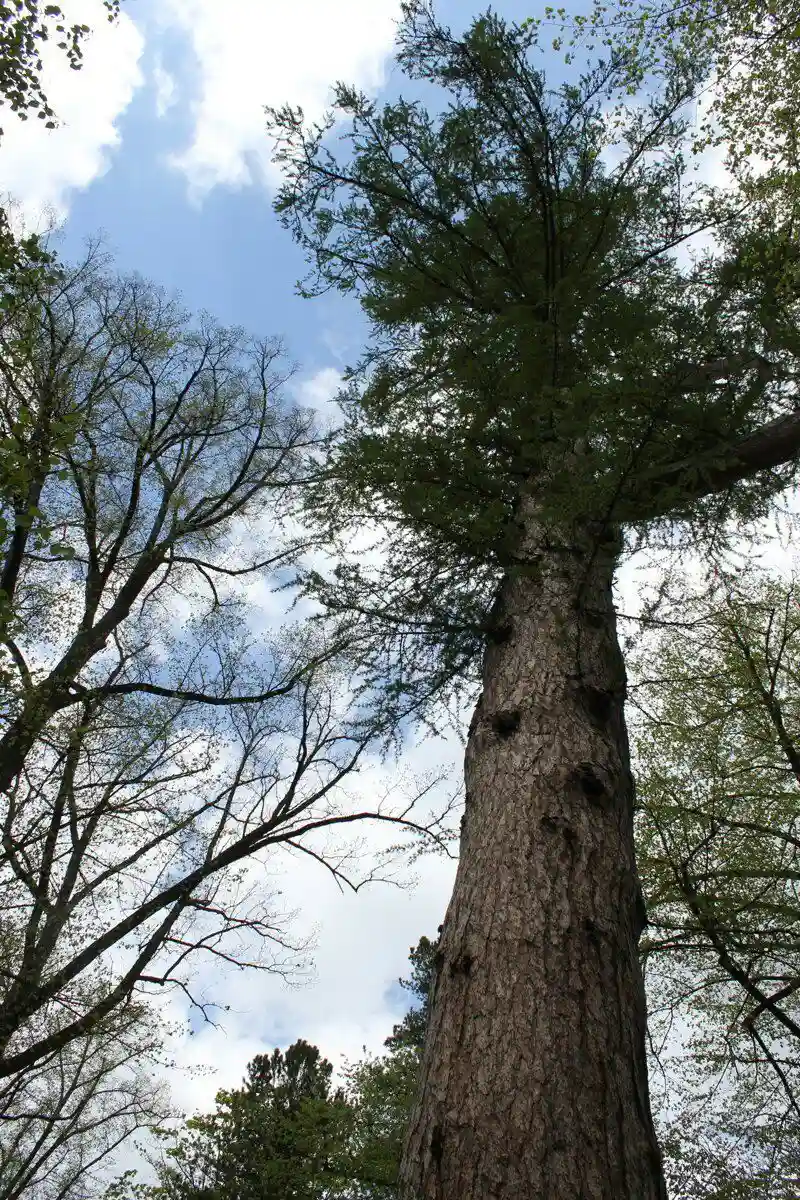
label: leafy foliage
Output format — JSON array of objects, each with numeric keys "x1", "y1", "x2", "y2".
[
  {"x1": 0, "y1": 1, "x2": 122, "y2": 135},
  {"x1": 134, "y1": 1041, "x2": 351, "y2": 1200},
  {"x1": 0, "y1": 241, "x2": 440, "y2": 1116},
  {"x1": 551, "y1": 0, "x2": 800, "y2": 175},
  {"x1": 0, "y1": 2, "x2": 124, "y2": 277},
  {"x1": 549, "y1": 0, "x2": 800, "y2": 371},
  {"x1": 384, "y1": 935, "x2": 437, "y2": 1054},
  {"x1": 632, "y1": 570, "x2": 800, "y2": 1194},
  {"x1": 338, "y1": 935, "x2": 437, "y2": 1197}
]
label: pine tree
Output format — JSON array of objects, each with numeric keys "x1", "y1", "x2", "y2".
[
  {"x1": 341, "y1": 937, "x2": 438, "y2": 1197},
  {"x1": 268, "y1": 4, "x2": 800, "y2": 1196},
  {"x1": 384, "y1": 937, "x2": 437, "y2": 1055},
  {"x1": 113, "y1": 944, "x2": 438, "y2": 1200},
  {"x1": 134, "y1": 1041, "x2": 351, "y2": 1200}
]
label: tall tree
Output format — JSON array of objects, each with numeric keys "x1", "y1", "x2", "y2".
[
  {"x1": 267, "y1": 3, "x2": 800, "y2": 1196},
  {"x1": 0, "y1": 243, "x2": 440, "y2": 1100}
]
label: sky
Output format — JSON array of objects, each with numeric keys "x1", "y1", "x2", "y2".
[
  {"x1": 0, "y1": 0, "x2": 778, "y2": 1178},
  {"x1": 0, "y1": 0, "x2": 535, "y2": 1135},
  {"x1": 2, "y1": 0, "x2": 543, "y2": 403}
]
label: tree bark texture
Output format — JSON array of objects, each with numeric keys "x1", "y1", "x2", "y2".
[{"x1": 401, "y1": 514, "x2": 665, "y2": 1200}]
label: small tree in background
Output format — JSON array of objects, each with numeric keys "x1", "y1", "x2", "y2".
[
  {"x1": 340, "y1": 937, "x2": 438, "y2": 1197},
  {"x1": 134, "y1": 1041, "x2": 350, "y2": 1200},
  {"x1": 114, "y1": 939, "x2": 438, "y2": 1200}
]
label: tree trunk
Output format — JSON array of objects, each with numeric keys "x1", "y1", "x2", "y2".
[{"x1": 400, "y1": 513, "x2": 665, "y2": 1200}]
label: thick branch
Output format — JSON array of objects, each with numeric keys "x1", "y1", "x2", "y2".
[{"x1": 623, "y1": 409, "x2": 800, "y2": 522}]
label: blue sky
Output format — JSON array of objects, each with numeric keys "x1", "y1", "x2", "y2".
[
  {"x1": 0, "y1": 0, "x2": 493, "y2": 1122},
  {"x1": 0, "y1": 0, "x2": 599, "y2": 1135},
  {"x1": 37, "y1": 0, "x2": 562, "y2": 391}
]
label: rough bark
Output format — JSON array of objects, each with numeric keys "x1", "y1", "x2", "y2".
[{"x1": 400, "y1": 512, "x2": 665, "y2": 1200}]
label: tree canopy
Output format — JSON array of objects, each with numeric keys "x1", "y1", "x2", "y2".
[
  {"x1": 0, "y1": 242, "x2": 441, "y2": 1099},
  {"x1": 4, "y1": 0, "x2": 800, "y2": 1196},
  {"x1": 269, "y1": 0, "x2": 800, "y2": 715},
  {"x1": 267, "y1": 4, "x2": 800, "y2": 1196},
  {"x1": 136, "y1": 1041, "x2": 350, "y2": 1200},
  {"x1": 632, "y1": 568, "x2": 800, "y2": 1194}
]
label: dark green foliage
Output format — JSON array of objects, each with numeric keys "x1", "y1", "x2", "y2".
[
  {"x1": 115, "y1": 940, "x2": 437, "y2": 1199},
  {"x1": 384, "y1": 935, "x2": 437, "y2": 1054},
  {"x1": 268, "y1": 2, "x2": 796, "y2": 713},
  {"x1": 243, "y1": 1041, "x2": 337, "y2": 1110},
  {"x1": 341, "y1": 1050, "x2": 417, "y2": 1199},
  {"x1": 132, "y1": 1041, "x2": 351, "y2": 1200},
  {"x1": 337, "y1": 936, "x2": 438, "y2": 1196}
]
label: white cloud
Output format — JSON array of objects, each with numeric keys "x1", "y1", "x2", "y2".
[
  {"x1": 165, "y1": 846, "x2": 457, "y2": 1115},
  {"x1": 154, "y1": 727, "x2": 461, "y2": 1117},
  {"x1": 0, "y1": 0, "x2": 145, "y2": 224},
  {"x1": 296, "y1": 365, "x2": 344, "y2": 415},
  {"x1": 153, "y1": 59, "x2": 178, "y2": 118},
  {"x1": 158, "y1": 0, "x2": 402, "y2": 198},
  {"x1": 112, "y1": 812, "x2": 456, "y2": 1186}
]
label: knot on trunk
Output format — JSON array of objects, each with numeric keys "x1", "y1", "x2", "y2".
[
  {"x1": 486, "y1": 617, "x2": 513, "y2": 645},
  {"x1": 583, "y1": 917, "x2": 606, "y2": 949},
  {"x1": 449, "y1": 953, "x2": 474, "y2": 977},
  {"x1": 633, "y1": 885, "x2": 648, "y2": 938},
  {"x1": 575, "y1": 683, "x2": 618, "y2": 728},
  {"x1": 492, "y1": 709, "x2": 521, "y2": 739},
  {"x1": 571, "y1": 761, "x2": 612, "y2": 806},
  {"x1": 540, "y1": 812, "x2": 578, "y2": 848},
  {"x1": 580, "y1": 605, "x2": 608, "y2": 629}
]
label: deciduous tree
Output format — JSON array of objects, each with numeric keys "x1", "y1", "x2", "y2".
[
  {"x1": 0, "y1": 999, "x2": 170, "y2": 1200},
  {"x1": 0, "y1": 242, "x2": 441, "y2": 1107},
  {"x1": 632, "y1": 568, "x2": 800, "y2": 1195},
  {"x1": 0, "y1": 0, "x2": 122, "y2": 135}
]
